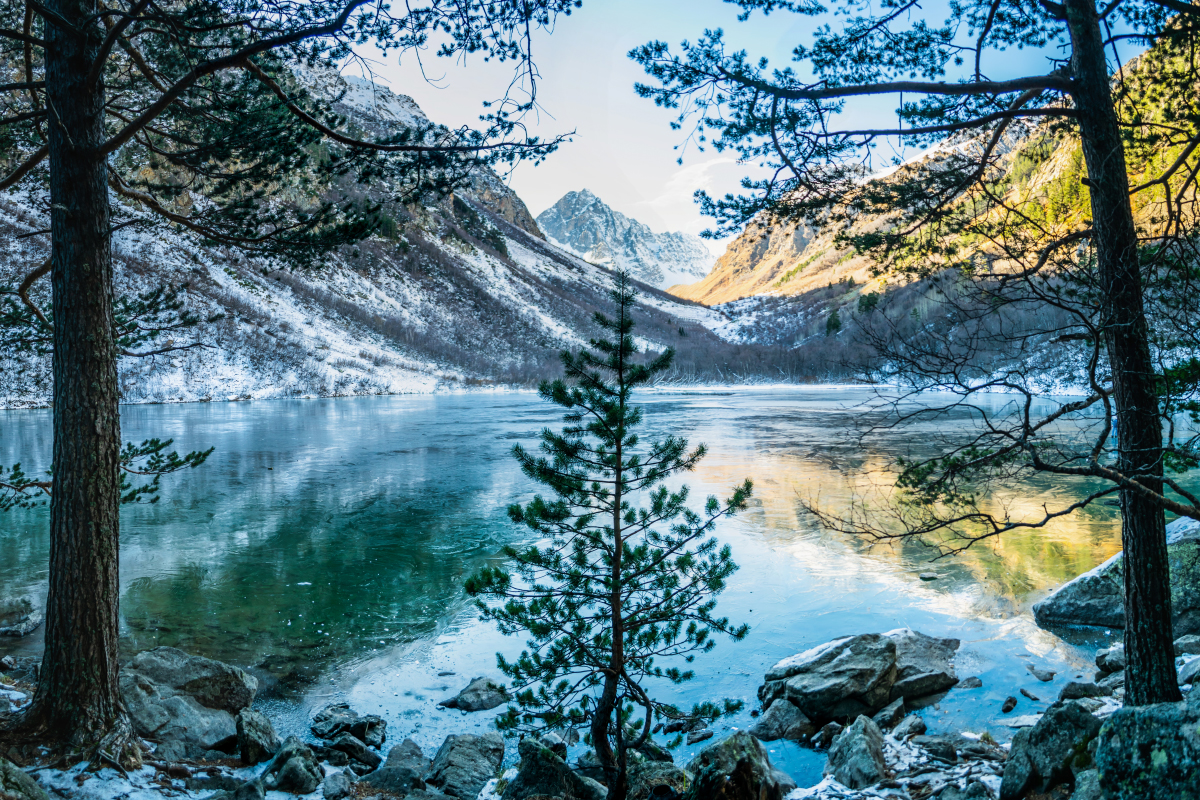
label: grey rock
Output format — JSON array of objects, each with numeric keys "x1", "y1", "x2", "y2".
[
  {"x1": 749, "y1": 699, "x2": 815, "y2": 742},
  {"x1": 1174, "y1": 634, "x2": 1200, "y2": 656},
  {"x1": 0, "y1": 757, "x2": 49, "y2": 800},
  {"x1": 911, "y1": 734, "x2": 1003, "y2": 764},
  {"x1": 823, "y1": 715, "x2": 886, "y2": 789},
  {"x1": 761, "y1": 634, "x2": 897, "y2": 723},
  {"x1": 386, "y1": 739, "x2": 431, "y2": 774},
  {"x1": 264, "y1": 736, "x2": 323, "y2": 795},
  {"x1": 939, "y1": 782, "x2": 993, "y2": 800},
  {"x1": 330, "y1": 732, "x2": 383, "y2": 769},
  {"x1": 0, "y1": 597, "x2": 42, "y2": 637},
  {"x1": 1096, "y1": 643, "x2": 1126, "y2": 673},
  {"x1": 207, "y1": 779, "x2": 266, "y2": 800},
  {"x1": 311, "y1": 703, "x2": 386, "y2": 747},
  {"x1": 122, "y1": 671, "x2": 237, "y2": 751},
  {"x1": 572, "y1": 750, "x2": 606, "y2": 785},
  {"x1": 999, "y1": 702, "x2": 1101, "y2": 799},
  {"x1": 684, "y1": 731, "x2": 795, "y2": 800},
  {"x1": 438, "y1": 676, "x2": 511, "y2": 712},
  {"x1": 500, "y1": 737, "x2": 606, "y2": 800},
  {"x1": 237, "y1": 709, "x2": 280, "y2": 765},
  {"x1": 891, "y1": 715, "x2": 926, "y2": 740},
  {"x1": 1178, "y1": 656, "x2": 1200, "y2": 686},
  {"x1": 627, "y1": 762, "x2": 690, "y2": 799},
  {"x1": 1027, "y1": 664, "x2": 1056, "y2": 682},
  {"x1": 1058, "y1": 682, "x2": 1112, "y2": 701},
  {"x1": 957, "y1": 677, "x2": 983, "y2": 689},
  {"x1": 1098, "y1": 671, "x2": 1126, "y2": 692},
  {"x1": 1033, "y1": 516, "x2": 1200, "y2": 636},
  {"x1": 887, "y1": 628, "x2": 960, "y2": 701},
  {"x1": 312, "y1": 745, "x2": 352, "y2": 767},
  {"x1": 1072, "y1": 769, "x2": 1102, "y2": 800},
  {"x1": 125, "y1": 647, "x2": 257, "y2": 713},
  {"x1": 1002, "y1": 696, "x2": 1017, "y2": 714},
  {"x1": 686, "y1": 729, "x2": 714, "y2": 745},
  {"x1": 811, "y1": 722, "x2": 844, "y2": 749},
  {"x1": 426, "y1": 732, "x2": 505, "y2": 799},
  {"x1": 1093, "y1": 692, "x2": 1200, "y2": 800},
  {"x1": 871, "y1": 697, "x2": 905, "y2": 730},
  {"x1": 1020, "y1": 688, "x2": 1040, "y2": 702},
  {"x1": 663, "y1": 717, "x2": 702, "y2": 734},
  {"x1": 360, "y1": 767, "x2": 425, "y2": 797},
  {"x1": 322, "y1": 771, "x2": 354, "y2": 800},
  {"x1": 1069, "y1": 697, "x2": 1106, "y2": 714}
]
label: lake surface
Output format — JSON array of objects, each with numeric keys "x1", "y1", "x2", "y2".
[{"x1": 0, "y1": 389, "x2": 1138, "y2": 784}]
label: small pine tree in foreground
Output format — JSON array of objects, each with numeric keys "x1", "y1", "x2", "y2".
[{"x1": 466, "y1": 271, "x2": 752, "y2": 800}]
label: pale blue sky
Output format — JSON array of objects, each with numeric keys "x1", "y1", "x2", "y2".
[{"x1": 356, "y1": 1, "x2": 1091, "y2": 244}]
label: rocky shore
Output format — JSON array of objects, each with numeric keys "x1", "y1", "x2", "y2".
[{"x1": 4, "y1": 518, "x2": 1200, "y2": 800}]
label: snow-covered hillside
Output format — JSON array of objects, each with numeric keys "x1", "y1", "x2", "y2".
[
  {"x1": 0, "y1": 73, "x2": 740, "y2": 408},
  {"x1": 536, "y1": 190, "x2": 715, "y2": 290}
]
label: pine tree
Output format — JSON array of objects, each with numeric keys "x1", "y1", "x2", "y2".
[
  {"x1": 466, "y1": 271, "x2": 752, "y2": 800},
  {"x1": 825, "y1": 307, "x2": 841, "y2": 336}
]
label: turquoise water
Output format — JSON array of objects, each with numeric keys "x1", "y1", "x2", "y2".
[{"x1": 0, "y1": 389, "x2": 1133, "y2": 784}]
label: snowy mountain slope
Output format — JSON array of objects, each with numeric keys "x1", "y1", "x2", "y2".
[
  {"x1": 0, "y1": 73, "x2": 749, "y2": 409},
  {"x1": 536, "y1": 190, "x2": 715, "y2": 290}
]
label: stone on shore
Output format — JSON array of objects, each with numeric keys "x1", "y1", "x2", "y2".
[
  {"x1": 871, "y1": 698, "x2": 905, "y2": 730},
  {"x1": 0, "y1": 597, "x2": 42, "y2": 637},
  {"x1": 823, "y1": 715, "x2": 887, "y2": 789},
  {"x1": 311, "y1": 703, "x2": 387, "y2": 748},
  {"x1": 121, "y1": 647, "x2": 257, "y2": 753},
  {"x1": 500, "y1": 737, "x2": 606, "y2": 800},
  {"x1": 887, "y1": 628, "x2": 960, "y2": 701},
  {"x1": 425, "y1": 732, "x2": 505, "y2": 799},
  {"x1": 1093, "y1": 691, "x2": 1200, "y2": 799},
  {"x1": 438, "y1": 676, "x2": 511, "y2": 712},
  {"x1": 322, "y1": 772, "x2": 354, "y2": 800},
  {"x1": 627, "y1": 762, "x2": 690, "y2": 799},
  {"x1": 999, "y1": 702, "x2": 1101, "y2": 799},
  {"x1": 237, "y1": 709, "x2": 280, "y2": 764},
  {"x1": 684, "y1": 731, "x2": 796, "y2": 800},
  {"x1": 263, "y1": 737, "x2": 323, "y2": 794},
  {"x1": 891, "y1": 715, "x2": 926, "y2": 740},
  {"x1": 1096, "y1": 643, "x2": 1126, "y2": 673},
  {"x1": 1032, "y1": 516, "x2": 1200, "y2": 635},
  {"x1": 1, "y1": 757, "x2": 49, "y2": 800},
  {"x1": 360, "y1": 766, "x2": 426, "y2": 797},
  {"x1": 1177, "y1": 656, "x2": 1200, "y2": 686},
  {"x1": 1058, "y1": 681, "x2": 1112, "y2": 702},
  {"x1": 386, "y1": 739, "x2": 432, "y2": 774},
  {"x1": 1175, "y1": 634, "x2": 1200, "y2": 656},
  {"x1": 329, "y1": 732, "x2": 383, "y2": 770},
  {"x1": 748, "y1": 698, "x2": 815, "y2": 742}
]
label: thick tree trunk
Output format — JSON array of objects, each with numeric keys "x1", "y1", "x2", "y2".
[
  {"x1": 9, "y1": 0, "x2": 138, "y2": 764},
  {"x1": 1064, "y1": 0, "x2": 1181, "y2": 705}
]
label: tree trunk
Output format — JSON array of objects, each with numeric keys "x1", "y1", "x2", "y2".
[
  {"x1": 1064, "y1": 0, "x2": 1181, "y2": 706},
  {"x1": 9, "y1": 0, "x2": 138, "y2": 763}
]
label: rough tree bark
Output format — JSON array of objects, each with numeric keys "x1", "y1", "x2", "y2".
[
  {"x1": 1065, "y1": 0, "x2": 1182, "y2": 705},
  {"x1": 6, "y1": 0, "x2": 140, "y2": 764}
]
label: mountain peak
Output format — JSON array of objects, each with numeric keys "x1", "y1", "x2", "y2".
[{"x1": 536, "y1": 192, "x2": 713, "y2": 290}]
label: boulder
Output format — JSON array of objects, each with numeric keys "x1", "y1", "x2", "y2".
[
  {"x1": 759, "y1": 634, "x2": 897, "y2": 723},
  {"x1": 1174, "y1": 634, "x2": 1200, "y2": 656},
  {"x1": 330, "y1": 732, "x2": 383, "y2": 770},
  {"x1": 0, "y1": 757, "x2": 49, "y2": 800},
  {"x1": 1096, "y1": 643, "x2": 1126, "y2": 673},
  {"x1": 122, "y1": 671, "x2": 237, "y2": 751},
  {"x1": 360, "y1": 767, "x2": 425, "y2": 797},
  {"x1": 1073, "y1": 770, "x2": 1102, "y2": 800},
  {"x1": 886, "y1": 629, "x2": 960, "y2": 701},
  {"x1": 1033, "y1": 516, "x2": 1200, "y2": 636},
  {"x1": 748, "y1": 699, "x2": 815, "y2": 742},
  {"x1": 207, "y1": 779, "x2": 266, "y2": 800},
  {"x1": 311, "y1": 703, "x2": 387, "y2": 747},
  {"x1": 237, "y1": 709, "x2": 280, "y2": 765},
  {"x1": 891, "y1": 715, "x2": 926, "y2": 740},
  {"x1": 1058, "y1": 682, "x2": 1112, "y2": 702},
  {"x1": 500, "y1": 737, "x2": 606, "y2": 800},
  {"x1": 1094, "y1": 691, "x2": 1200, "y2": 799},
  {"x1": 0, "y1": 597, "x2": 42, "y2": 637},
  {"x1": 1177, "y1": 657, "x2": 1200, "y2": 686},
  {"x1": 426, "y1": 732, "x2": 505, "y2": 799},
  {"x1": 811, "y1": 722, "x2": 843, "y2": 749},
  {"x1": 263, "y1": 737, "x2": 323, "y2": 795},
  {"x1": 871, "y1": 698, "x2": 905, "y2": 730},
  {"x1": 823, "y1": 715, "x2": 886, "y2": 789},
  {"x1": 627, "y1": 762, "x2": 690, "y2": 799},
  {"x1": 386, "y1": 739, "x2": 432, "y2": 774},
  {"x1": 438, "y1": 676, "x2": 510, "y2": 712},
  {"x1": 683, "y1": 731, "x2": 796, "y2": 800},
  {"x1": 322, "y1": 771, "x2": 354, "y2": 800},
  {"x1": 124, "y1": 647, "x2": 256, "y2": 713},
  {"x1": 999, "y1": 702, "x2": 1102, "y2": 799}
]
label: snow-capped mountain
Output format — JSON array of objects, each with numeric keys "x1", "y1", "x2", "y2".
[
  {"x1": 536, "y1": 190, "x2": 715, "y2": 290},
  {"x1": 0, "y1": 70, "x2": 746, "y2": 408}
]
